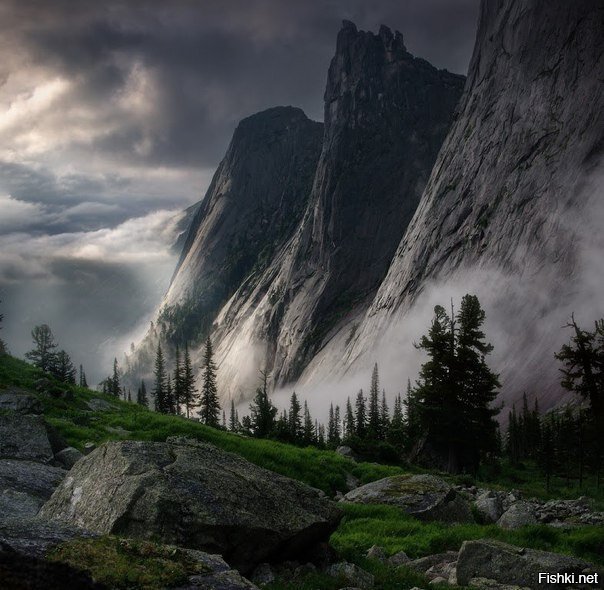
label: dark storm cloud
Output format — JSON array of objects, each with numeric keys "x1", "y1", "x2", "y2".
[{"x1": 4, "y1": 0, "x2": 479, "y2": 169}]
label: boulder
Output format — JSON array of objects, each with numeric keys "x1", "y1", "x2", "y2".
[
  {"x1": 0, "y1": 460, "x2": 66, "y2": 520},
  {"x1": 0, "y1": 389, "x2": 43, "y2": 414},
  {"x1": 84, "y1": 398, "x2": 115, "y2": 412},
  {"x1": 343, "y1": 474, "x2": 473, "y2": 523},
  {"x1": 497, "y1": 502, "x2": 538, "y2": 530},
  {"x1": 474, "y1": 491, "x2": 504, "y2": 524},
  {"x1": 456, "y1": 539, "x2": 601, "y2": 589},
  {"x1": 407, "y1": 552, "x2": 459, "y2": 575},
  {"x1": 336, "y1": 446, "x2": 357, "y2": 461},
  {"x1": 388, "y1": 550, "x2": 411, "y2": 567},
  {"x1": 327, "y1": 562, "x2": 374, "y2": 589},
  {"x1": 365, "y1": 545, "x2": 386, "y2": 562},
  {"x1": 41, "y1": 438, "x2": 343, "y2": 573},
  {"x1": 251, "y1": 563, "x2": 275, "y2": 586},
  {"x1": 468, "y1": 578, "x2": 530, "y2": 590},
  {"x1": 0, "y1": 415, "x2": 54, "y2": 463},
  {"x1": 55, "y1": 447, "x2": 84, "y2": 469}
]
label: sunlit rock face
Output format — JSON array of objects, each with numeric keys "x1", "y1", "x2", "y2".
[
  {"x1": 344, "y1": 0, "x2": 604, "y2": 411},
  {"x1": 209, "y1": 22, "x2": 464, "y2": 399}
]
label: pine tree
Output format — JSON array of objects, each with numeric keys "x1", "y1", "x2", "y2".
[
  {"x1": 166, "y1": 379, "x2": 175, "y2": 414},
  {"x1": 334, "y1": 405, "x2": 341, "y2": 445},
  {"x1": 79, "y1": 364, "x2": 88, "y2": 388},
  {"x1": 181, "y1": 344, "x2": 198, "y2": 418},
  {"x1": 355, "y1": 389, "x2": 367, "y2": 438},
  {"x1": 51, "y1": 350, "x2": 76, "y2": 384},
  {"x1": 109, "y1": 358, "x2": 121, "y2": 398},
  {"x1": 25, "y1": 324, "x2": 58, "y2": 372},
  {"x1": 249, "y1": 370, "x2": 277, "y2": 437},
  {"x1": 173, "y1": 344, "x2": 183, "y2": 415},
  {"x1": 152, "y1": 343, "x2": 168, "y2": 413},
  {"x1": 368, "y1": 363, "x2": 381, "y2": 438},
  {"x1": 199, "y1": 337, "x2": 220, "y2": 427},
  {"x1": 137, "y1": 379, "x2": 148, "y2": 407},
  {"x1": 413, "y1": 295, "x2": 499, "y2": 473},
  {"x1": 387, "y1": 392, "x2": 405, "y2": 447},
  {"x1": 229, "y1": 399, "x2": 239, "y2": 431},
  {"x1": 288, "y1": 391, "x2": 302, "y2": 442},
  {"x1": 328, "y1": 403, "x2": 336, "y2": 445},
  {"x1": 380, "y1": 389, "x2": 389, "y2": 439},
  {"x1": 344, "y1": 397, "x2": 355, "y2": 440},
  {"x1": 302, "y1": 401, "x2": 314, "y2": 445}
]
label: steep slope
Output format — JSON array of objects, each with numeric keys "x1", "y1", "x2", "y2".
[
  {"x1": 344, "y1": 0, "x2": 604, "y2": 409},
  {"x1": 212, "y1": 23, "x2": 464, "y2": 398}
]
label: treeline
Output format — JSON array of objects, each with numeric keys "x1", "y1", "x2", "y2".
[
  {"x1": 24, "y1": 324, "x2": 88, "y2": 387},
  {"x1": 506, "y1": 316, "x2": 604, "y2": 489}
]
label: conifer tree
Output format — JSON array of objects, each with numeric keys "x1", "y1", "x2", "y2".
[
  {"x1": 199, "y1": 337, "x2": 220, "y2": 427},
  {"x1": 109, "y1": 358, "x2": 121, "y2": 398},
  {"x1": 181, "y1": 344, "x2": 197, "y2": 418},
  {"x1": 388, "y1": 392, "x2": 406, "y2": 447},
  {"x1": 249, "y1": 370, "x2": 277, "y2": 437},
  {"x1": 302, "y1": 401, "x2": 314, "y2": 445},
  {"x1": 152, "y1": 343, "x2": 168, "y2": 413},
  {"x1": 25, "y1": 324, "x2": 58, "y2": 372},
  {"x1": 229, "y1": 399, "x2": 239, "y2": 431},
  {"x1": 288, "y1": 391, "x2": 302, "y2": 442},
  {"x1": 173, "y1": 344, "x2": 183, "y2": 415},
  {"x1": 344, "y1": 397, "x2": 355, "y2": 440},
  {"x1": 380, "y1": 390, "x2": 389, "y2": 439},
  {"x1": 166, "y1": 379, "x2": 175, "y2": 414},
  {"x1": 51, "y1": 350, "x2": 76, "y2": 384},
  {"x1": 355, "y1": 389, "x2": 367, "y2": 438},
  {"x1": 79, "y1": 364, "x2": 88, "y2": 388},
  {"x1": 368, "y1": 364, "x2": 381, "y2": 437},
  {"x1": 334, "y1": 405, "x2": 341, "y2": 445},
  {"x1": 137, "y1": 379, "x2": 148, "y2": 407}
]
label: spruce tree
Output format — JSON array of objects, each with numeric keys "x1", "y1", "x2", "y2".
[
  {"x1": 344, "y1": 397, "x2": 355, "y2": 440},
  {"x1": 380, "y1": 390, "x2": 389, "y2": 439},
  {"x1": 388, "y1": 392, "x2": 406, "y2": 447},
  {"x1": 229, "y1": 399, "x2": 239, "y2": 431},
  {"x1": 51, "y1": 350, "x2": 76, "y2": 384},
  {"x1": 79, "y1": 364, "x2": 88, "y2": 388},
  {"x1": 334, "y1": 405, "x2": 341, "y2": 445},
  {"x1": 152, "y1": 343, "x2": 168, "y2": 413},
  {"x1": 109, "y1": 358, "x2": 121, "y2": 398},
  {"x1": 25, "y1": 324, "x2": 58, "y2": 372},
  {"x1": 199, "y1": 337, "x2": 220, "y2": 427},
  {"x1": 173, "y1": 344, "x2": 183, "y2": 415},
  {"x1": 355, "y1": 389, "x2": 367, "y2": 438},
  {"x1": 249, "y1": 370, "x2": 277, "y2": 437},
  {"x1": 137, "y1": 379, "x2": 148, "y2": 407},
  {"x1": 182, "y1": 344, "x2": 198, "y2": 418},
  {"x1": 288, "y1": 391, "x2": 302, "y2": 442},
  {"x1": 302, "y1": 401, "x2": 314, "y2": 445},
  {"x1": 368, "y1": 364, "x2": 381, "y2": 438}
]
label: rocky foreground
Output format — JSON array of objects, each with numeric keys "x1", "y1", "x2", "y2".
[{"x1": 1, "y1": 385, "x2": 603, "y2": 589}]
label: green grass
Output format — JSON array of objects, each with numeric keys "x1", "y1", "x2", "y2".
[
  {"x1": 47, "y1": 537, "x2": 209, "y2": 590},
  {"x1": 0, "y1": 354, "x2": 403, "y2": 494},
  {"x1": 330, "y1": 503, "x2": 604, "y2": 566}
]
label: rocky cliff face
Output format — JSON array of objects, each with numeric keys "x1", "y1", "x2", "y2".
[
  {"x1": 343, "y1": 0, "x2": 604, "y2": 409},
  {"x1": 209, "y1": 22, "x2": 464, "y2": 398}
]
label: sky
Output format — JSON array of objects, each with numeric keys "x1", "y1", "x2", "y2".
[{"x1": 0, "y1": 0, "x2": 480, "y2": 385}]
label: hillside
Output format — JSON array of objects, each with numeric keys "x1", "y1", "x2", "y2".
[{"x1": 1, "y1": 353, "x2": 604, "y2": 590}]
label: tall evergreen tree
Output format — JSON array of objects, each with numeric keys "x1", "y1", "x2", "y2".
[
  {"x1": 173, "y1": 344, "x2": 183, "y2": 415},
  {"x1": 199, "y1": 337, "x2": 220, "y2": 427},
  {"x1": 355, "y1": 389, "x2": 367, "y2": 438},
  {"x1": 229, "y1": 399, "x2": 239, "y2": 431},
  {"x1": 152, "y1": 343, "x2": 168, "y2": 413},
  {"x1": 249, "y1": 370, "x2": 277, "y2": 437},
  {"x1": 51, "y1": 350, "x2": 76, "y2": 384},
  {"x1": 368, "y1": 364, "x2": 381, "y2": 437},
  {"x1": 380, "y1": 390, "x2": 389, "y2": 439},
  {"x1": 302, "y1": 401, "x2": 314, "y2": 445},
  {"x1": 109, "y1": 358, "x2": 121, "y2": 398},
  {"x1": 25, "y1": 324, "x2": 58, "y2": 372},
  {"x1": 344, "y1": 397, "x2": 355, "y2": 440},
  {"x1": 413, "y1": 295, "x2": 500, "y2": 473},
  {"x1": 137, "y1": 379, "x2": 148, "y2": 407},
  {"x1": 334, "y1": 405, "x2": 341, "y2": 445},
  {"x1": 288, "y1": 391, "x2": 302, "y2": 442},
  {"x1": 181, "y1": 344, "x2": 198, "y2": 418},
  {"x1": 79, "y1": 364, "x2": 88, "y2": 388}
]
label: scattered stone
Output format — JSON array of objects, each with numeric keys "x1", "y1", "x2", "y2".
[
  {"x1": 85, "y1": 398, "x2": 115, "y2": 412},
  {"x1": 429, "y1": 576, "x2": 448, "y2": 585},
  {"x1": 0, "y1": 389, "x2": 43, "y2": 414},
  {"x1": 294, "y1": 563, "x2": 316, "y2": 578},
  {"x1": 327, "y1": 562, "x2": 374, "y2": 589},
  {"x1": 474, "y1": 491, "x2": 504, "y2": 523},
  {"x1": 336, "y1": 446, "x2": 357, "y2": 461},
  {"x1": 33, "y1": 378, "x2": 52, "y2": 392},
  {"x1": 54, "y1": 447, "x2": 84, "y2": 469},
  {"x1": 497, "y1": 501, "x2": 537, "y2": 529},
  {"x1": 0, "y1": 414, "x2": 54, "y2": 463},
  {"x1": 251, "y1": 563, "x2": 275, "y2": 586},
  {"x1": 343, "y1": 474, "x2": 473, "y2": 523},
  {"x1": 83, "y1": 442, "x2": 96, "y2": 454},
  {"x1": 407, "y1": 551, "x2": 458, "y2": 574},
  {"x1": 365, "y1": 545, "x2": 386, "y2": 562},
  {"x1": 468, "y1": 578, "x2": 530, "y2": 590},
  {"x1": 425, "y1": 560, "x2": 456, "y2": 582},
  {"x1": 456, "y1": 539, "x2": 602, "y2": 589},
  {"x1": 388, "y1": 550, "x2": 411, "y2": 567},
  {"x1": 346, "y1": 472, "x2": 360, "y2": 491},
  {"x1": 41, "y1": 438, "x2": 343, "y2": 573}
]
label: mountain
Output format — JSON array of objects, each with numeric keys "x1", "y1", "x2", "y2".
[
  {"x1": 206, "y1": 23, "x2": 465, "y2": 398},
  {"x1": 342, "y1": 0, "x2": 604, "y2": 410}
]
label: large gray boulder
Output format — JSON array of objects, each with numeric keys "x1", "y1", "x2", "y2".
[
  {"x1": 0, "y1": 388, "x2": 43, "y2": 414},
  {"x1": 343, "y1": 474, "x2": 473, "y2": 523},
  {"x1": 497, "y1": 501, "x2": 538, "y2": 530},
  {"x1": 456, "y1": 539, "x2": 601, "y2": 589},
  {"x1": 474, "y1": 490, "x2": 504, "y2": 524},
  {"x1": 41, "y1": 438, "x2": 343, "y2": 573},
  {"x1": 0, "y1": 414, "x2": 54, "y2": 463},
  {"x1": 0, "y1": 460, "x2": 66, "y2": 520}
]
